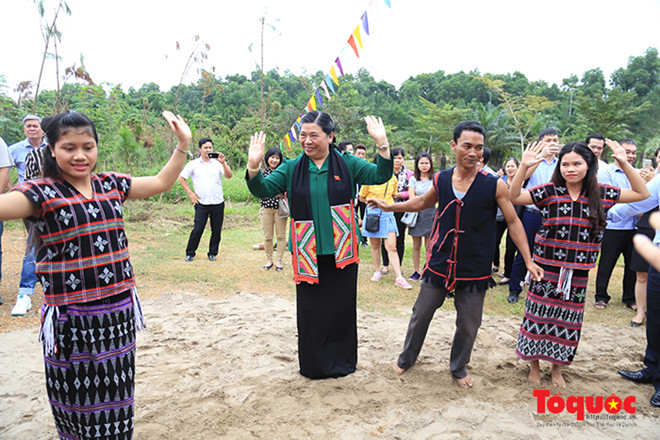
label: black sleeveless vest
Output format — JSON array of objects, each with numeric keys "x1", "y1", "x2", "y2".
[{"x1": 422, "y1": 167, "x2": 498, "y2": 291}]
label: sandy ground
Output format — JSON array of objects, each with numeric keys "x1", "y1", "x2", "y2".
[{"x1": 0, "y1": 290, "x2": 658, "y2": 439}]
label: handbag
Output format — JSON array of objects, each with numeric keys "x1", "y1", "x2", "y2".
[
  {"x1": 364, "y1": 180, "x2": 390, "y2": 233},
  {"x1": 278, "y1": 197, "x2": 290, "y2": 218},
  {"x1": 401, "y1": 211, "x2": 418, "y2": 228},
  {"x1": 365, "y1": 211, "x2": 381, "y2": 232}
]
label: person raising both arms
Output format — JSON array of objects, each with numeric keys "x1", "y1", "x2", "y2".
[
  {"x1": 0, "y1": 110, "x2": 192, "y2": 439},
  {"x1": 509, "y1": 139, "x2": 649, "y2": 387}
]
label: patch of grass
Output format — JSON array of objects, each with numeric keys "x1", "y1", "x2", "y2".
[{"x1": 120, "y1": 199, "x2": 637, "y2": 329}]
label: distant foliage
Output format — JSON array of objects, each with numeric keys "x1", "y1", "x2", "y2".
[{"x1": 2, "y1": 48, "x2": 659, "y2": 174}]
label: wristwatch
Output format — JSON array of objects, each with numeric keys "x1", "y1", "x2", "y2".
[{"x1": 377, "y1": 143, "x2": 389, "y2": 151}]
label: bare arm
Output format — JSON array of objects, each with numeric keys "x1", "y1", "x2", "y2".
[
  {"x1": 497, "y1": 179, "x2": 543, "y2": 281},
  {"x1": 218, "y1": 153, "x2": 233, "y2": 179},
  {"x1": 510, "y1": 142, "x2": 544, "y2": 205},
  {"x1": 633, "y1": 212, "x2": 660, "y2": 272},
  {"x1": 0, "y1": 191, "x2": 38, "y2": 221},
  {"x1": 368, "y1": 185, "x2": 436, "y2": 212},
  {"x1": 129, "y1": 111, "x2": 192, "y2": 200}
]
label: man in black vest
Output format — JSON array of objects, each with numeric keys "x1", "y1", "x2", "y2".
[{"x1": 369, "y1": 121, "x2": 543, "y2": 388}]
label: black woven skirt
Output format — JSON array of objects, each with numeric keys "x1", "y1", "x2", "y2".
[
  {"x1": 296, "y1": 255, "x2": 358, "y2": 379},
  {"x1": 43, "y1": 291, "x2": 136, "y2": 439}
]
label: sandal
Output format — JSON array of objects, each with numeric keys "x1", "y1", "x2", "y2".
[
  {"x1": 263, "y1": 262, "x2": 273, "y2": 270},
  {"x1": 631, "y1": 313, "x2": 646, "y2": 327},
  {"x1": 275, "y1": 265, "x2": 283, "y2": 272},
  {"x1": 594, "y1": 301, "x2": 607, "y2": 310}
]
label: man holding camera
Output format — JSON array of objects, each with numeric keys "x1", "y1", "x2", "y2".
[{"x1": 178, "y1": 137, "x2": 233, "y2": 262}]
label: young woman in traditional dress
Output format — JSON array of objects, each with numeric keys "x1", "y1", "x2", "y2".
[
  {"x1": 0, "y1": 110, "x2": 191, "y2": 439},
  {"x1": 509, "y1": 139, "x2": 649, "y2": 387}
]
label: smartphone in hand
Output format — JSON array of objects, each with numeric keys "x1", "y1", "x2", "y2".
[{"x1": 208, "y1": 152, "x2": 220, "y2": 159}]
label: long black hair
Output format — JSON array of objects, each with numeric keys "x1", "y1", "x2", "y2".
[
  {"x1": 413, "y1": 152, "x2": 434, "y2": 180},
  {"x1": 42, "y1": 111, "x2": 99, "y2": 180},
  {"x1": 551, "y1": 142, "x2": 606, "y2": 235}
]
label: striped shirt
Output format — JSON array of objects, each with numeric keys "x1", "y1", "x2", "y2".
[
  {"x1": 529, "y1": 182, "x2": 621, "y2": 270},
  {"x1": 15, "y1": 172, "x2": 136, "y2": 306}
]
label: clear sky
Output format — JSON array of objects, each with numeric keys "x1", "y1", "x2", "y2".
[{"x1": 2, "y1": 0, "x2": 660, "y2": 101}]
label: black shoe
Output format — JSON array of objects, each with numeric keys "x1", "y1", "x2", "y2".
[
  {"x1": 651, "y1": 391, "x2": 660, "y2": 408},
  {"x1": 617, "y1": 369, "x2": 652, "y2": 384},
  {"x1": 185, "y1": 255, "x2": 193, "y2": 262},
  {"x1": 208, "y1": 255, "x2": 216, "y2": 261},
  {"x1": 507, "y1": 292, "x2": 520, "y2": 303}
]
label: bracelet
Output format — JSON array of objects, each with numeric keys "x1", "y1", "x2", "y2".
[
  {"x1": 247, "y1": 165, "x2": 260, "y2": 173},
  {"x1": 377, "y1": 143, "x2": 390, "y2": 151},
  {"x1": 175, "y1": 146, "x2": 189, "y2": 155}
]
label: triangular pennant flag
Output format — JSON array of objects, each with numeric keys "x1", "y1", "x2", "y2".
[
  {"x1": 384, "y1": 0, "x2": 391, "y2": 8},
  {"x1": 315, "y1": 89, "x2": 324, "y2": 108},
  {"x1": 308, "y1": 96, "x2": 317, "y2": 111},
  {"x1": 353, "y1": 25, "x2": 363, "y2": 49},
  {"x1": 320, "y1": 81, "x2": 331, "y2": 100},
  {"x1": 284, "y1": 136, "x2": 291, "y2": 151},
  {"x1": 361, "y1": 12, "x2": 370, "y2": 35},
  {"x1": 335, "y1": 57, "x2": 345, "y2": 77},
  {"x1": 289, "y1": 130, "x2": 296, "y2": 143},
  {"x1": 329, "y1": 67, "x2": 340, "y2": 85},
  {"x1": 290, "y1": 125, "x2": 297, "y2": 140},
  {"x1": 347, "y1": 34, "x2": 360, "y2": 58},
  {"x1": 324, "y1": 74, "x2": 336, "y2": 94}
]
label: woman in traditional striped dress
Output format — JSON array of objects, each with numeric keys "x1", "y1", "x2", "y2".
[
  {"x1": 509, "y1": 140, "x2": 649, "y2": 387},
  {"x1": 0, "y1": 110, "x2": 191, "y2": 439}
]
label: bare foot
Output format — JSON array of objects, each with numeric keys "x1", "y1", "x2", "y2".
[
  {"x1": 392, "y1": 363, "x2": 406, "y2": 375},
  {"x1": 550, "y1": 364, "x2": 565, "y2": 387},
  {"x1": 528, "y1": 360, "x2": 541, "y2": 385},
  {"x1": 456, "y1": 375, "x2": 474, "y2": 388}
]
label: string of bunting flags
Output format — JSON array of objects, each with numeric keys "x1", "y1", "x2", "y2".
[{"x1": 280, "y1": 0, "x2": 392, "y2": 151}]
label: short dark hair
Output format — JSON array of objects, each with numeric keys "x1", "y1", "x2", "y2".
[
  {"x1": 198, "y1": 137, "x2": 213, "y2": 148},
  {"x1": 300, "y1": 111, "x2": 336, "y2": 147},
  {"x1": 538, "y1": 128, "x2": 559, "y2": 141},
  {"x1": 391, "y1": 147, "x2": 405, "y2": 158},
  {"x1": 337, "y1": 141, "x2": 352, "y2": 152},
  {"x1": 482, "y1": 146, "x2": 491, "y2": 165},
  {"x1": 355, "y1": 144, "x2": 366, "y2": 152},
  {"x1": 619, "y1": 138, "x2": 637, "y2": 147},
  {"x1": 453, "y1": 121, "x2": 485, "y2": 142},
  {"x1": 585, "y1": 134, "x2": 604, "y2": 145}
]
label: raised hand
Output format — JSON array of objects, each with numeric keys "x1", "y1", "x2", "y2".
[
  {"x1": 162, "y1": 111, "x2": 192, "y2": 147},
  {"x1": 248, "y1": 132, "x2": 266, "y2": 170},
  {"x1": 520, "y1": 141, "x2": 545, "y2": 168},
  {"x1": 364, "y1": 116, "x2": 388, "y2": 147},
  {"x1": 605, "y1": 139, "x2": 627, "y2": 166}
]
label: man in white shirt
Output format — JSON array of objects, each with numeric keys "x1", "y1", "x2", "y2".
[{"x1": 178, "y1": 137, "x2": 233, "y2": 261}]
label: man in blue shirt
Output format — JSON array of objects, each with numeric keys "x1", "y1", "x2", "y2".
[
  {"x1": 609, "y1": 182, "x2": 660, "y2": 407},
  {"x1": 594, "y1": 138, "x2": 640, "y2": 309},
  {"x1": 8, "y1": 114, "x2": 46, "y2": 316},
  {"x1": 507, "y1": 128, "x2": 560, "y2": 303}
]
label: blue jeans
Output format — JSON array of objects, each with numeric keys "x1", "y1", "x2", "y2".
[{"x1": 18, "y1": 223, "x2": 38, "y2": 295}]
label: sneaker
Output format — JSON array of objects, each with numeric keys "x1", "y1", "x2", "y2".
[
  {"x1": 208, "y1": 255, "x2": 217, "y2": 261},
  {"x1": 409, "y1": 271, "x2": 421, "y2": 281},
  {"x1": 11, "y1": 294, "x2": 32, "y2": 316},
  {"x1": 371, "y1": 271, "x2": 382, "y2": 281},
  {"x1": 185, "y1": 255, "x2": 194, "y2": 262},
  {"x1": 395, "y1": 277, "x2": 413, "y2": 289}
]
